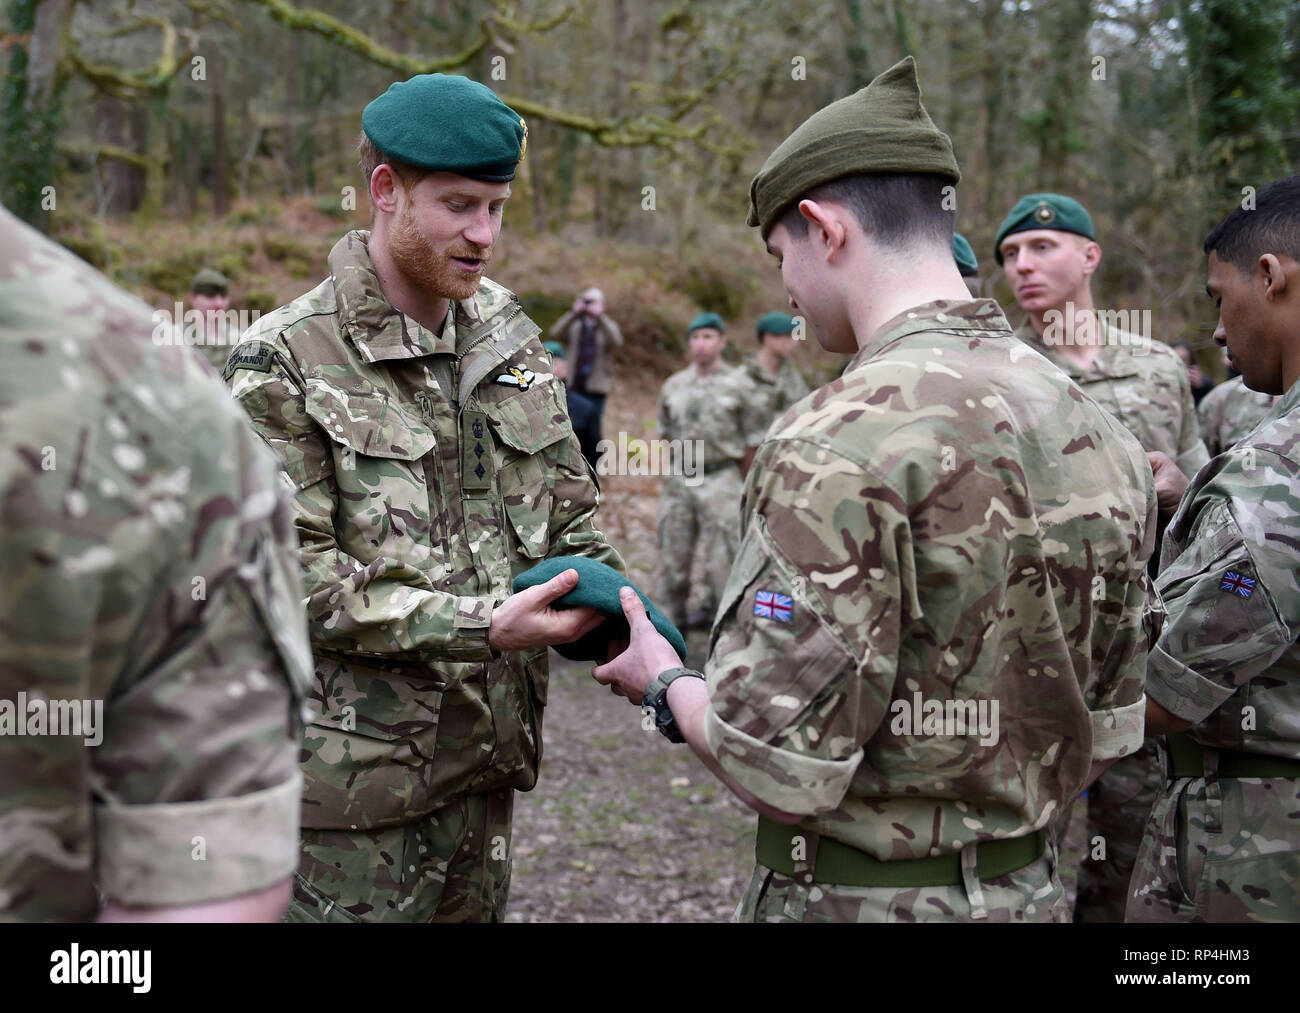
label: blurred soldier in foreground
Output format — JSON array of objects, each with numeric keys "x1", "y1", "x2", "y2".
[
  {"x1": 0, "y1": 204, "x2": 311, "y2": 922},
  {"x1": 1130, "y1": 175, "x2": 1300, "y2": 922},
  {"x1": 594, "y1": 58, "x2": 1156, "y2": 922},
  {"x1": 740, "y1": 311, "x2": 810, "y2": 448},
  {"x1": 656, "y1": 313, "x2": 762, "y2": 629},
  {"x1": 226, "y1": 73, "x2": 623, "y2": 922},
  {"x1": 996, "y1": 192, "x2": 1209, "y2": 922}
]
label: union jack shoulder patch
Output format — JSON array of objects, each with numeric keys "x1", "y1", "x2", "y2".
[
  {"x1": 754, "y1": 589, "x2": 793, "y2": 622},
  {"x1": 1220, "y1": 571, "x2": 1256, "y2": 598}
]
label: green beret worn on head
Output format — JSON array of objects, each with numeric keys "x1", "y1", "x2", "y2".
[
  {"x1": 757, "y1": 311, "x2": 796, "y2": 335},
  {"x1": 512, "y1": 557, "x2": 687, "y2": 664},
  {"x1": 993, "y1": 193, "x2": 1095, "y2": 265},
  {"x1": 542, "y1": 340, "x2": 566, "y2": 359},
  {"x1": 190, "y1": 267, "x2": 229, "y2": 294},
  {"x1": 363, "y1": 73, "x2": 527, "y2": 183},
  {"x1": 747, "y1": 56, "x2": 960, "y2": 237},
  {"x1": 952, "y1": 233, "x2": 979, "y2": 276},
  {"x1": 687, "y1": 312, "x2": 726, "y2": 334}
]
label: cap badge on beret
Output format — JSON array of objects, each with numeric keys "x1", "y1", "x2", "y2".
[
  {"x1": 518, "y1": 117, "x2": 528, "y2": 163},
  {"x1": 1034, "y1": 201, "x2": 1055, "y2": 225}
]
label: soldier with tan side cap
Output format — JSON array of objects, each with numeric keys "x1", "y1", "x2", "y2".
[{"x1": 592, "y1": 58, "x2": 1157, "y2": 923}]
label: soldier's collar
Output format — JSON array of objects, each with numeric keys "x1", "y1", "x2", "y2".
[
  {"x1": 1015, "y1": 319, "x2": 1140, "y2": 380},
  {"x1": 853, "y1": 299, "x2": 1010, "y2": 366},
  {"x1": 329, "y1": 230, "x2": 459, "y2": 362}
]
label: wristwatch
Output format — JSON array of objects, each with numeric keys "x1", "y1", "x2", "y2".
[{"x1": 642, "y1": 667, "x2": 705, "y2": 743}]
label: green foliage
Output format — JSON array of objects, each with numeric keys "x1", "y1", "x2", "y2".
[
  {"x1": 516, "y1": 291, "x2": 574, "y2": 335},
  {"x1": 2, "y1": 0, "x2": 64, "y2": 228},
  {"x1": 262, "y1": 235, "x2": 318, "y2": 277},
  {"x1": 672, "y1": 257, "x2": 754, "y2": 322}
]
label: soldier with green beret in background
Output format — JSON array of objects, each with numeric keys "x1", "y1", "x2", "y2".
[
  {"x1": 953, "y1": 232, "x2": 982, "y2": 296},
  {"x1": 656, "y1": 312, "x2": 763, "y2": 630},
  {"x1": 995, "y1": 191, "x2": 1208, "y2": 923},
  {"x1": 224, "y1": 72, "x2": 625, "y2": 923},
  {"x1": 740, "y1": 311, "x2": 811, "y2": 444},
  {"x1": 181, "y1": 266, "x2": 237, "y2": 372},
  {"x1": 592, "y1": 56, "x2": 1156, "y2": 922}
]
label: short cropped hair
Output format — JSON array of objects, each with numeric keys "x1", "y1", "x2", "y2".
[
  {"x1": 357, "y1": 131, "x2": 428, "y2": 193},
  {"x1": 1204, "y1": 174, "x2": 1300, "y2": 273},
  {"x1": 775, "y1": 172, "x2": 955, "y2": 250}
]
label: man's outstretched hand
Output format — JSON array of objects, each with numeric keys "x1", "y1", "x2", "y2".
[
  {"x1": 488, "y1": 568, "x2": 607, "y2": 653},
  {"x1": 591, "y1": 587, "x2": 684, "y2": 703}
]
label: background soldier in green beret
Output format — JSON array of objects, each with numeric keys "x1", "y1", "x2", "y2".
[
  {"x1": 1, "y1": 205, "x2": 312, "y2": 922},
  {"x1": 656, "y1": 312, "x2": 761, "y2": 630},
  {"x1": 184, "y1": 266, "x2": 236, "y2": 372},
  {"x1": 225, "y1": 73, "x2": 624, "y2": 923},
  {"x1": 995, "y1": 191, "x2": 1208, "y2": 923},
  {"x1": 1130, "y1": 174, "x2": 1300, "y2": 922},
  {"x1": 740, "y1": 311, "x2": 811, "y2": 444},
  {"x1": 594, "y1": 57, "x2": 1156, "y2": 923},
  {"x1": 953, "y1": 232, "x2": 982, "y2": 297}
]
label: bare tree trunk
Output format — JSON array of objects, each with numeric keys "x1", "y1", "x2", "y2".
[{"x1": 211, "y1": 47, "x2": 229, "y2": 216}]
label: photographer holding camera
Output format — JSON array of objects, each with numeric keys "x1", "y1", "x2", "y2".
[{"x1": 550, "y1": 286, "x2": 622, "y2": 467}]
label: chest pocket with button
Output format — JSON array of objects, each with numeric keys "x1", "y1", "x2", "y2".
[
  {"x1": 303, "y1": 376, "x2": 440, "y2": 571},
  {"x1": 481, "y1": 380, "x2": 573, "y2": 562}
]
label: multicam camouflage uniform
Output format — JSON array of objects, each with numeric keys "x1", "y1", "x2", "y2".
[
  {"x1": 656, "y1": 362, "x2": 762, "y2": 625},
  {"x1": 0, "y1": 206, "x2": 312, "y2": 921},
  {"x1": 1197, "y1": 375, "x2": 1278, "y2": 457},
  {"x1": 1128, "y1": 385, "x2": 1300, "y2": 922},
  {"x1": 225, "y1": 230, "x2": 623, "y2": 923},
  {"x1": 1015, "y1": 319, "x2": 1209, "y2": 922},
  {"x1": 699, "y1": 301, "x2": 1156, "y2": 922},
  {"x1": 740, "y1": 352, "x2": 811, "y2": 441}
]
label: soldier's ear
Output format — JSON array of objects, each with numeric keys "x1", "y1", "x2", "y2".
[{"x1": 370, "y1": 164, "x2": 402, "y2": 215}]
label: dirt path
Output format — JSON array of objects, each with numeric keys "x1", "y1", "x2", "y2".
[{"x1": 506, "y1": 382, "x2": 758, "y2": 922}]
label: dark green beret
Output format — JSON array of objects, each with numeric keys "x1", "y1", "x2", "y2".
[
  {"x1": 993, "y1": 193, "x2": 1095, "y2": 265},
  {"x1": 747, "y1": 57, "x2": 960, "y2": 237},
  {"x1": 952, "y1": 233, "x2": 979, "y2": 276},
  {"x1": 757, "y1": 311, "x2": 796, "y2": 335},
  {"x1": 190, "y1": 267, "x2": 229, "y2": 294},
  {"x1": 363, "y1": 73, "x2": 527, "y2": 183},
  {"x1": 688, "y1": 312, "x2": 726, "y2": 334},
  {"x1": 512, "y1": 557, "x2": 687, "y2": 664},
  {"x1": 542, "y1": 340, "x2": 566, "y2": 359}
]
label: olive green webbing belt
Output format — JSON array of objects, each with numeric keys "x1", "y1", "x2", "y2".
[
  {"x1": 1164, "y1": 732, "x2": 1300, "y2": 779},
  {"x1": 755, "y1": 817, "x2": 1045, "y2": 888}
]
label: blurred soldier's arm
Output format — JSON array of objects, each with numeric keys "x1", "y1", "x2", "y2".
[
  {"x1": 1172, "y1": 363, "x2": 1211, "y2": 478},
  {"x1": 1144, "y1": 446, "x2": 1300, "y2": 735},
  {"x1": 229, "y1": 345, "x2": 604, "y2": 658}
]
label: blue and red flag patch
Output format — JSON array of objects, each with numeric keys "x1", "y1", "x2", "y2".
[
  {"x1": 754, "y1": 589, "x2": 793, "y2": 622},
  {"x1": 1220, "y1": 571, "x2": 1256, "y2": 598}
]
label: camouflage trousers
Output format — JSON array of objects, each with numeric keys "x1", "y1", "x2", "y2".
[
  {"x1": 735, "y1": 850, "x2": 1068, "y2": 923},
  {"x1": 1126, "y1": 772, "x2": 1300, "y2": 923},
  {"x1": 657, "y1": 467, "x2": 743, "y2": 625},
  {"x1": 285, "y1": 789, "x2": 514, "y2": 923},
  {"x1": 1072, "y1": 742, "x2": 1162, "y2": 922}
]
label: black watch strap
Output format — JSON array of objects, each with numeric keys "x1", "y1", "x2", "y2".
[{"x1": 642, "y1": 667, "x2": 705, "y2": 743}]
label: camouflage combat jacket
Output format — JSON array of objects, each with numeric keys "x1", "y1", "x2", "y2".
[
  {"x1": 1149, "y1": 380, "x2": 1300, "y2": 759},
  {"x1": 1196, "y1": 375, "x2": 1279, "y2": 457},
  {"x1": 740, "y1": 352, "x2": 811, "y2": 443},
  {"x1": 1, "y1": 206, "x2": 311, "y2": 920},
  {"x1": 1015, "y1": 321, "x2": 1209, "y2": 477},
  {"x1": 702, "y1": 300, "x2": 1157, "y2": 860},
  {"x1": 658, "y1": 362, "x2": 762, "y2": 471},
  {"x1": 226, "y1": 230, "x2": 623, "y2": 831}
]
